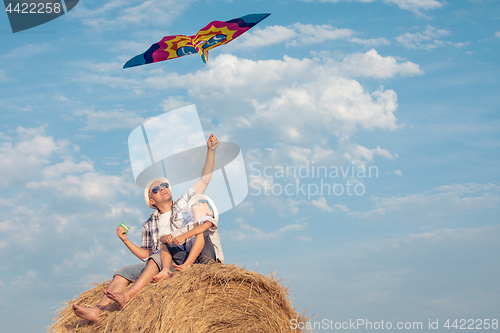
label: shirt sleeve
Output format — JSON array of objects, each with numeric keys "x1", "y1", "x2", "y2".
[
  {"x1": 177, "y1": 187, "x2": 197, "y2": 205},
  {"x1": 141, "y1": 219, "x2": 153, "y2": 250},
  {"x1": 198, "y1": 216, "x2": 217, "y2": 232}
]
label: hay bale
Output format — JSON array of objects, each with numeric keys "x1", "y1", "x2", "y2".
[{"x1": 49, "y1": 263, "x2": 308, "y2": 333}]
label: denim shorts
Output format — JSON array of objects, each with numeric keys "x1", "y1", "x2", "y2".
[{"x1": 114, "y1": 253, "x2": 162, "y2": 282}]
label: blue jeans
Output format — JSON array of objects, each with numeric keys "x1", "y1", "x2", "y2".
[{"x1": 165, "y1": 231, "x2": 217, "y2": 265}]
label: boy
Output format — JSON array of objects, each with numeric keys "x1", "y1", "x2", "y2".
[{"x1": 152, "y1": 194, "x2": 224, "y2": 282}]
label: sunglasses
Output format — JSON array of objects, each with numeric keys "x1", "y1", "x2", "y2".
[
  {"x1": 150, "y1": 182, "x2": 169, "y2": 195},
  {"x1": 191, "y1": 199, "x2": 213, "y2": 213}
]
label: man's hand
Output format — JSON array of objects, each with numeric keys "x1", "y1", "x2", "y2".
[
  {"x1": 116, "y1": 226, "x2": 128, "y2": 242},
  {"x1": 207, "y1": 134, "x2": 218, "y2": 151}
]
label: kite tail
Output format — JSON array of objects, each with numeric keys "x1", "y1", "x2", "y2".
[
  {"x1": 201, "y1": 50, "x2": 209, "y2": 63},
  {"x1": 192, "y1": 37, "x2": 210, "y2": 63}
]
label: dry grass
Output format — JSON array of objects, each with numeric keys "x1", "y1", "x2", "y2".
[{"x1": 48, "y1": 263, "x2": 308, "y2": 333}]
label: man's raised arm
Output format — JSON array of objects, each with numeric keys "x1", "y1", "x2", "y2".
[{"x1": 194, "y1": 134, "x2": 218, "y2": 194}]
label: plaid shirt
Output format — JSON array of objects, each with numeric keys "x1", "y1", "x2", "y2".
[{"x1": 141, "y1": 187, "x2": 196, "y2": 254}]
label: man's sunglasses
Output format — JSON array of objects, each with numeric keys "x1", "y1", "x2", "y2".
[
  {"x1": 150, "y1": 182, "x2": 169, "y2": 195},
  {"x1": 191, "y1": 199, "x2": 213, "y2": 213}
]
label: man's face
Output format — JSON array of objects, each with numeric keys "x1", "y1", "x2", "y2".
[
  {"x1": 148, "y1": 181, "x2": 172, "y2": 207},
  {"x1": 191, "y1": 201, "x2": 212, "y2": 218}
]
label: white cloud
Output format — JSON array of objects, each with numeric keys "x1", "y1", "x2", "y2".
[
  {"x1": 351, "y1": 183, "x2": 500, "y2": 223},
  {"x1": 334, "y1": 204, "x2": 350, "y2": 213},
  {"x1": 105, "y1": 201, "x2": 144, "y2": 220},
  {"x1": 349, "y1": 37, "x2": 391, "y2": 47},
  {"x1": 0, "y1": 126, "x2": 72, "y2": 188},
  {"x1": 250, "y1": 79, "x2": 399, "y2": 140},
  {"x1": 248, "y1": 174, "x2": 275, "y2": 195},
  {"x1": 53, "y1": 245, "x2": 128, "y2": 277},
  {"x1": 26, "y1": 172, "x2": 136, "y2": 204},
  {"x1": 300, "y1": 0, "x2": 443, "y2": 14},
  {"x1": 0, "y1": 126, "x2": 138, "y2": 205},
  {"x1": 397, "y1": 25, "x2": 450, "y2": 49},
  {"x1": 74, "y1": 109, "x2": 147, "y2": 131},
  {"x1": 54, "y1": 94, "x2": 69, "y2": 102},
  {"x1": 396, "y1": 25, "x2": 466, "y2": 50},
  {"x1": 222, "y1": 217, "x2": 308, "y2": 242},
  {"x1": 495, "y1": 32, "x2": 500, "y2": 38},
  {"x1": 385, "y1": 0, "x2": 443, "y2": 14},
  {"x1": 394, "y1": 169, "x2": 403, "y2": 176},
  {"x1": 233, "y1": 201, "x2": 256, "y2": 216},
  {"x1": 405, "y1": 225, "x2": 500, "y2": 245},
  {"x1": 10, "y1": 270, "x2": 37, "y2": 289},
  {"x1": 337, "y1": 49, "x2": 424, "y2": 78},
  {"x1": 311, "y1": 196, "x2": 351, "y2": 213},
  {"x1": 73, "y1": 72, "x2": 139, "y2": 90},
  {"x1": 0, "y1": 69, "x2": 7, "y2": 81},
  {"x1": 285, "y1": 145, "x2": 337, "y2": 165},
  {"x1": 17, "y1": 105, "x2": 34, "y2": 112},
  {"x1": 141, "y1": 53, "x2": 417, "y2": 144},
  {"x1": 287, "y1": 224, "x2": 500, "y2": 319},
  {"x1": 79, "y1": 51, "x2": 418, "y2": 169},
  {"x1": 0, "y1": 198, "x2": 13, "y2": 206},
  {"x1": 449, "y1": 42, "x2": 468, "y2": 48},
  {"x1": 311, "y1": 196, "x2": 334, "y2": 212},
  {"x1": 237, "y1": 23, "x2": 354, "y2": 48},
  {"x1": 1, "y1": 43, "x2": 51, "y2": 60},
  {"x1": 41, "y1": 160, "x2": 94, "y2": 180},
  {"x1": 71, "y1": 0, "x2": 193, "y2": 30},
  {"x1": 161, "y1": 96, "x2": 191, "y2": 112},
  {"x1": 0, "y1": 126, "x2": 147, "y2": 269},
  {"x1": 338, "y1": 140, "x2": 395, "y2": 167},
  {"x1": 87, "y1": 61, "x2": 122, "y2": 73},
  {"x1": 238, "y1": 25, "x2": 297, "y2": 48},
  {"x1": 0, "y1": 208, "x2": 46, "y2": 248},
  {"x1": 291, "y1": 23, "x2": 355, "y2": 45},
  {"x1": 0, "y1": 132, "x2": 12, "y2": 141}
]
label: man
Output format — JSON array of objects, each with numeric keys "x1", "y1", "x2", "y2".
[{"x1": 72, "y1": 134, "x2": 218, "y2": 323}]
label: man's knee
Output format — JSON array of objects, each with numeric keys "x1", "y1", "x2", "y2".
[
  {"x1": 146, "y1": 254, "x2": 162, "y2": 272},
  {"x1": 112, "y1": 274, "x2": 130, "y2": 284},
  {"x1": 114, "y1": 262, "x2": 147, "y2": 282}
]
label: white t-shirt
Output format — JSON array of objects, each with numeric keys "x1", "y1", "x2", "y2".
[{"x1": 157, "y1": 211, "x2": 173, "y2": 238}]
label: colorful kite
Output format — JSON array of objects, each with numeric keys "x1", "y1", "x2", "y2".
[{"x1": 123, "y1": 13, "x2": 270, "y2": 69}]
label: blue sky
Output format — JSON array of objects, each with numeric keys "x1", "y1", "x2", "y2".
[{"x1": 1, "y1": 0, "x2": 500, "y2": 331}]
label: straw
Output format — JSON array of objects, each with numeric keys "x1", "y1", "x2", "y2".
[{"x1": 48, "y1": 263, "x2": 308, "y2": 333}]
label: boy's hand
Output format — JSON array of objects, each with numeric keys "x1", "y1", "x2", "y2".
[
  {"x1": 162, "y1": 234, "x2": 175, "y2": 244},
  {"x1": 207, "y1": 134, "x2": 218, "y2": 151},
  {"x1": 173, "y1": 234, "x2": 186, "y2": 245},
  {"x1": 116, "y1": 226, "x2": 128, "y2": 242}
]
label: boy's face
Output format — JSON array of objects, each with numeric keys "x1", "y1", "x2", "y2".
[{"x1": 191, "y1": 201, "x2": 212, "y2": 218}]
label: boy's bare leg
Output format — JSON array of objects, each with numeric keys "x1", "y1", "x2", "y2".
[
  {"x1": 173, "y1": 234, "x2": 205, "y2": 271},
  {"x1": 152, "y1": 244, "x2": 173, "y2": 282},
  {"x1": 104, "y1": 259, "x2": 159, "y2": 309},
  {"x1": 72, "y1": 274, "x2": 130, "y2": 322}
]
